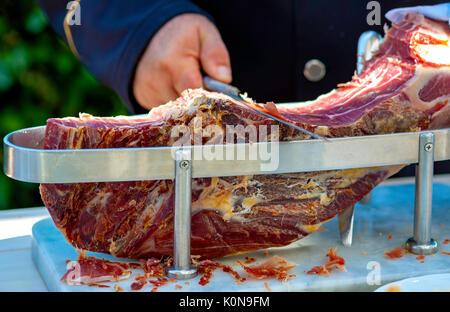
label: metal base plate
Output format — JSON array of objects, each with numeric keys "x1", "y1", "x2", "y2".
[
  {"x1": 405, "y1": 238, "x2": 439, "y2": 255},
  {"x1": 165, "y1": 267, "x2": 198, "y2": 280}
]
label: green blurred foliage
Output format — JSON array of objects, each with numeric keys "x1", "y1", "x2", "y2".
[{"x1": 0, "y1": 1, "x2": 128, "y2": 210}]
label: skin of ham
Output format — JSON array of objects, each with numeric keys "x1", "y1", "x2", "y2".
[{"x1": 40, "y1": 13, "x2": 449, "y2": 260}]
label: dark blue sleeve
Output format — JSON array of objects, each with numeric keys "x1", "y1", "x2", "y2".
[{"x1": 37, "y1": 0, "x2": 212, "y2": 114}]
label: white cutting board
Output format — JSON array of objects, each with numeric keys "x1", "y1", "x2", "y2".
[{"x1": 32, "y1": 183, "x2": 450, "y2": 292}]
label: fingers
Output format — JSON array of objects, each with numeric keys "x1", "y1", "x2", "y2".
[
  {"x1": 132, "y1": 14, "x2": 233, "y2": 110},
  {"x1": 172, "y1": 56, "x2": 203, "y2": 94},
  {"x1": 199, "y1": 21, "x2": 232, "y2": 83},
  {"x1": 133, "y1": 67, "x2": 178, "y2": 110},
  {"x1": 134, "y1": 84, "x2": 178, "y2": 110}
]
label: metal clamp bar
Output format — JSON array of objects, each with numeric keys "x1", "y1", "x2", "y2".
[
  {"x1": 405, "y1": 133, "x2": 439, "y2": 255},
  {"x1": 165, "y1": 149, "x2": 197, "y2": 279},
  {"x1": 4, "y1": 127, "x2": 450, "y2": 183}
]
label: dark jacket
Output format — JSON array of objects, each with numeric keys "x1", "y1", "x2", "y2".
[{"x1": 37, "y1": 0, "x2": 448, "y2": 175}]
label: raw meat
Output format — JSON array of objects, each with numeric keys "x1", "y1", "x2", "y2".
[
  {"x1": 61, "y1": 251, "x2": 131, "y2": 285},
  {"x1": 306, "y1": 248, "x2": 346, "y2": 276},
  {"x1": 238, "y1": 256, "x2": 296, "y2": 281},
  {"x1": 40, "y1": 13, "x2": 450, "y2": 260}
]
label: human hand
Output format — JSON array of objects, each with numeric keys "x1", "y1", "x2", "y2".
[
  {"x1": 133, "y1": 13, "x2": 232, "y2": 109},
  {"x1": 385, "y1": 2, "x2": 450, "y2": 25}
]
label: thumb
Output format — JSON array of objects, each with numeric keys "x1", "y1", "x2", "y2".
[{"x1": 199, "y1": 22, "x2": 232, "y2": 83}]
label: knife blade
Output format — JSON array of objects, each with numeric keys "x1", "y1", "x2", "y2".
[
  {"x1": 203, "y1": 76, "x2": 326, "y2": 141},
  {"x1": 338, "y1": 205, "x2": 355, "y2": 247}
]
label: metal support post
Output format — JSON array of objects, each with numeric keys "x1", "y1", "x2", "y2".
[
  {"x1": 165, "y1": 149, "x2": 198, "y2": 279},
  {"x1": 405, "y1": 133, "x2": 439, "y2": 255}
]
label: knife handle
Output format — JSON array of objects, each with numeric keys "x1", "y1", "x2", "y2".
[{"x1": 203, "y1": 76, "x2": 241, "y2": 98}]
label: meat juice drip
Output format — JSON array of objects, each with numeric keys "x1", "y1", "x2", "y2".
[{"x1": 384, "y1": 247, "x2": 407, "y2": 259}]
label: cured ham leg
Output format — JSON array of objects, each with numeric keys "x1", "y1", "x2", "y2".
[{"x1": 40, "y1": 13, "x2": 450, "y2": 259}]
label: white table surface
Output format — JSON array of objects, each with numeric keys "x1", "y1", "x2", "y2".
[{"x1": 0, "y1": 174, "x2": 449, "y2": 292}]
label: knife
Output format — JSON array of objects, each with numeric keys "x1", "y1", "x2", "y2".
[
  {"x1": 203, "y1": 76, "x2": 326, "y2": 141},
  {"x1": 338, "y1": 205, "x2": 355, "y2": 247}
]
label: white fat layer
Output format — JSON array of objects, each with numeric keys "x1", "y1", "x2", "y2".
[
  {"x1": 65, "y1": 271, "x2": 131, "y2": 285},
  {"x1": 147, "y1": 90, "x2": 210, "y2": 121},
  {"x1": 63, "y1": 260, "x2": 131, "y2": 285},
  {"x1": 88, "y1": 191, "x2": 112, "y2": 208},
  {"x1": 298, "y1": 218, "x2": 332, "y2": 234},
  {"x1": 413, "y1": 25, "x2": 450, "y2": 66},
  {"x1": 400, "y1": 64, "x2": 450, "y2": 113},
  {"x1": 415, "y1": 45, "x2": 450, "y2": 66}
]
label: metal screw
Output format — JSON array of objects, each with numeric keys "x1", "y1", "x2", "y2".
[
  {"x1": 179, "y1": 160, "x2": 190, "y2": 169},
  {"x1": 424, "y1": 143, "x2": 433, "y2": 152}
]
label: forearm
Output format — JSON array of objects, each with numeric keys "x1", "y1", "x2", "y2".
[{"x1": 37, "y1": 0, "x2": 211, "y2": 113}]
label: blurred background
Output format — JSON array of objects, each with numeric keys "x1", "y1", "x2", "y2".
[{"x1": 0, "y1": 0, "x2": 127, "y2": 210}]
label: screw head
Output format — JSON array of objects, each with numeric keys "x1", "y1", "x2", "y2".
[
  {"x1": 424, "y1": 143, "x2": 433, "y2": 152},
  {"x1": 304, "y1": 59, "x2": 326, "y2": 82},
  {"x1": 179, "y1": 160, "x2": 190, "y2": 169}
]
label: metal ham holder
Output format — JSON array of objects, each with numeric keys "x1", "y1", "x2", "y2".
[
  {"x1": 4, "y1": 126, "x2": 450, "y2": 279},
  {"x1": 3, "y1": 32, "x2": 450, "y2": 280}
]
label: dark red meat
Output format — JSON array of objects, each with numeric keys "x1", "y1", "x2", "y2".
[{"x1": 40, "y1": 14, "x2": 450, "y2": 260}]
